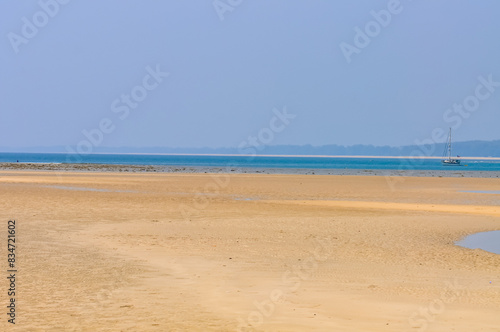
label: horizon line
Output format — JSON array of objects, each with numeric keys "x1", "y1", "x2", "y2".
[{"x1": 1, "y1": 151, "x2": 500, "y2": 160}]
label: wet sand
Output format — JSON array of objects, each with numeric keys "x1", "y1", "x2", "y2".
[{"x1": 0, "y1": 170, "x2": 499, "y2": 331}]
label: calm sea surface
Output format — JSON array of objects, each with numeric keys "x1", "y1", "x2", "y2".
[{"x1": 1, "y1": 152, "x2": 500, "y2": 171}]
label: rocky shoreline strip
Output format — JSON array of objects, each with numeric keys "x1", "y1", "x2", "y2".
[{"x1": 1, "y1": 162, "x2": 499, "y2": 178}]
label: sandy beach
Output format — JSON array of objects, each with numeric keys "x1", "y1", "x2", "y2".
[{"x1": 1, "y1": 170, "x2": 499, "y2": 331}]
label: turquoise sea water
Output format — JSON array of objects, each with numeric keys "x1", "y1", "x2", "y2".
[{"x1": 2, "y1": 152, "x2": 500, "y2": 171}]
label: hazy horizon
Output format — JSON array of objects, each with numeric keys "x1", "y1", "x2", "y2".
[
  {"x1": 2, "y1": 1, "x2": 500, "y2": 152},
  {"x1": 2, "y1": 137, "x2": 500, "y2": 159}
]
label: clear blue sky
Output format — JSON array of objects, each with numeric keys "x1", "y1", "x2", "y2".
[{"x1": 1, "y1": 0, "x2": 499, "y2": 150}]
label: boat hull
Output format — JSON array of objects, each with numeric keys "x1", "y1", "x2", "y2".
[{"x1": 442, "y1": 159, "x2": 461, "y2": 166}]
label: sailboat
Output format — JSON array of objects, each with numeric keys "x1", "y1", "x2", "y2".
[{"x1": 442, "y1": 128, "x2": 461, "y2": 166}]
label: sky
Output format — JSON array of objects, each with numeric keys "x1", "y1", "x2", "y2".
[{"x1": 1, "y1": 0, "x2": 499, "y2": 151}]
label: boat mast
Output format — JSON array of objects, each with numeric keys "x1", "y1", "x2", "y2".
[{"x1": 448, "y1": 128, "x2": 452, "y2": 160}]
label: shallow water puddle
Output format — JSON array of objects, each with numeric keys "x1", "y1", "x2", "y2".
[
  {"x1": 461, "y1": 190, "x2": 500, "y2": 194},
  {"x1": 42, "y1": 185, "x2": 135, "y2": 193},
  {"x1": 456, "y1": 230, "x2": 500, "y2": 255}
]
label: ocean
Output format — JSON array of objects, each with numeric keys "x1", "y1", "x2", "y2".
[{"x1": 2, "y1": 152, "x2": 500, "y2": 172}]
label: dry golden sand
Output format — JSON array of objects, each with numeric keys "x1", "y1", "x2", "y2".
[{"x1": 0, "y1": 170, "x2": 499, "y2": 331}]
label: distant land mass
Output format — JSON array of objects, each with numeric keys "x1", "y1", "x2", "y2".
[{"x1": 1, "y1": 140, "x2": 499, "y2": 158}]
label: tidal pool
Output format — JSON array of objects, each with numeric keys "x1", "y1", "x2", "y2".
[
  {"x1": 43, "y1": 185, "x2": 136, "y2": 193},
  {"x1": 461, "y1": 190, "x2": 500, "y2": 194},
  {"x1": 456, "y1": 230, "x2": 500, "y2": 255}
]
